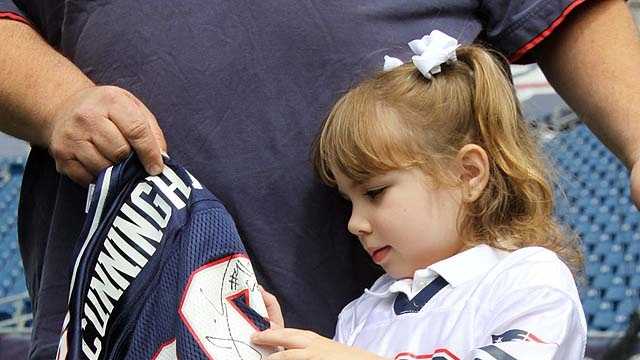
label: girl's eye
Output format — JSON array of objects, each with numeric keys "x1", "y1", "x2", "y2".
[{"x1": 365, "y1": 187, "x2": 386, "y2": 200}]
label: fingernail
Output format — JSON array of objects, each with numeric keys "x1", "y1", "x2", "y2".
[{"x1": 149, "y1": 164, "x2": 163, "y2": 175}]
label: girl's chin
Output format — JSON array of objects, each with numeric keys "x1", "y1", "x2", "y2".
[{"x1": 384, "y1": 267, "x2": 415, "y2": 280}]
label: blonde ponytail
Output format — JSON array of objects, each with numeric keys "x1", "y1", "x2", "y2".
[
  {"x1": 454, "y1": 47, "x2": 581, "y2": 273},
  {"x1": 313, "y1": 44, "x2": 583, "y2": 274}
]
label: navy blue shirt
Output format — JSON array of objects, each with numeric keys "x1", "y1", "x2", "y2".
[{"x1": 0, "y1": 1, "x2": 585, "y2": 358}]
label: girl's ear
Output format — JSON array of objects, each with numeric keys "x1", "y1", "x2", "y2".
[{"x1": 456, "y1": 144, "x2": 490, "y2": 202}]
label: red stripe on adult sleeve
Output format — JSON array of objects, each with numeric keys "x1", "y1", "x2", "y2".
[
  {"x1": 0, "y1": 11, "x2": 31, "y2": 26},
  {"x1": 509, "y1": 0, "x2": 588, "y2": 63}
]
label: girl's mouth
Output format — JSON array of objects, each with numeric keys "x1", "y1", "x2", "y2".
[{"x1": 371, "y1": 246, "x2": 391, "y2": 263}]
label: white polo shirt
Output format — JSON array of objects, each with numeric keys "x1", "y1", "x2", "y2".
[{"x1": 334, "y1": 245, "x2": 587, "y2": 360}]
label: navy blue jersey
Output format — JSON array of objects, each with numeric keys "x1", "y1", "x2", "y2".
[{"x1": 56, "y1": 154, "x2": 272, "y2": 360}]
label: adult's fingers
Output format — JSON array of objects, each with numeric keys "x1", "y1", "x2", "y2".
[
  {"x1": 91, "y1": 117, "x2": 132, "y2": 164},
  {"x1": 74, "y1": 140, "x2": 113, "y2": 176},
  {"x1": 122, "y1": 90, "x2": 167, "y2": 153},
  {"x1": 252, "y1": 329, "x2": 314, "y2": 349},
  {"x1": 59, "y1": 158, "x2": 94, "y2": 187},
  {"x1": 106, "y1": 87, "x2": 163, "y2": 175}
]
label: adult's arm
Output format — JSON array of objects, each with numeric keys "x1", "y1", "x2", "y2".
[
  {"x1": 0, "y1": 19, "x2": 166, "y2": 185},
  {"x1": 534, "y1": 0, "x2": 640, "y2": 206}
]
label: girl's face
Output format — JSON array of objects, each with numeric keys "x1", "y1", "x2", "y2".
[{"x1": 333, "y1": 167, "x2": 465, "y2": 279}]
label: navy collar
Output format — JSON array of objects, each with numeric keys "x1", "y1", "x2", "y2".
[{"x1": 393, "y1": 276, "x2": 448, "y2": 315}]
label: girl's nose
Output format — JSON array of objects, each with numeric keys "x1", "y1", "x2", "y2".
[{"x1": 347, "y1": 207, "x2": 372, "y2": 236}]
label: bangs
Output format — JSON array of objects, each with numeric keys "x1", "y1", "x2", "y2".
[{"x1": 315, "y1": 86, "x2": 426, "y2": 186}]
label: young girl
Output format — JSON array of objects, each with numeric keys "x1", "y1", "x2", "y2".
[{"x1": 251, "y1": 30, "x2": 587, "y2": 360}]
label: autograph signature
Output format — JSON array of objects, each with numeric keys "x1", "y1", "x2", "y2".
[
  {"x1": 195, "y1": 258, "x2": 265, "y2": 360},
  {"x1": 205, "y1": 336, "x2": 263, "y2": 360}
]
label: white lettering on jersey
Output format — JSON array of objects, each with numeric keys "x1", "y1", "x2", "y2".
[
  {"x1": 147, "y1": 166, "x2": 191, "y2": 209},
  {"x1": 78, "y1": 168, "x2": 194, "y2": 359}
]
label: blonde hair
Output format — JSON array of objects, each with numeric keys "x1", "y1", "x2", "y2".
[{"x1": 312, "y1": 44, "x2": 582, "y2": 273}]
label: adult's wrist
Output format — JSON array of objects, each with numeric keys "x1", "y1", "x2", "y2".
[
  {"x1": 37, "y1": 81, "x2": 95, "y2": 148},
  {"x1": 0, "y1": 19, "x2": 95, "y2": 147}
]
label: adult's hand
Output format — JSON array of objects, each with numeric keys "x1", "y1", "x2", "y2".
[
  {"x1": 45, "y1": 85, "x2": 167, "y2": 186},
  {"x1": 0, "y1": 20, "x2": 166, "y2": 186}
]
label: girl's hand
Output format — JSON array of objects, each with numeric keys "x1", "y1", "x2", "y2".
[
  {"x1": 251, "y1": 328, "x2": 386, "y2": 360},
  {"x1": 260, "y1": 286, "x2": 285, "y2": 329}
]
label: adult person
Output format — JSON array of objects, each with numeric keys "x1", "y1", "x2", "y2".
[{"x1": 0, "y1": 1, "x2": 639, "y2": 359}]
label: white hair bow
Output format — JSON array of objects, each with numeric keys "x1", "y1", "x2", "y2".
[{"x1": 383, "y1": 30, "x2": 460, "y2": 79}]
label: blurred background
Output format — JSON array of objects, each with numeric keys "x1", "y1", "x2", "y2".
[{"x1": 1, "y1": 2, "x2": 640, "y2": 357}]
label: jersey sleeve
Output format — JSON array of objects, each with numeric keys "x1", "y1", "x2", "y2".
[
  {"x1": 478, "y1": 0, "x2": 590, "y2": 63},
  {"x1": 0, "y1": 0, "x2": 30, "y2": 25},
  {"x1": 469, "y1": 286, "x2": 587, "y2": 360},
  {"x1": 175, "y1": 206, "x2": 274, "y2": 359}
]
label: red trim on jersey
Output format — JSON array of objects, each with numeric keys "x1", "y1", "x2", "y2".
[
  {"x1": 527, "y1": 332, "x2": 547, "y2": 344},
  {"x1": 178, "y1": 253, "x2": 250, "y2": 360},
  {"x1": 394, "y1": 348, "x2": 460, "y2": 360},
  {"x1": 151, "y1": 338, "x2": 176, "y2": 360},
  {"x1": 509, "y1": 0, "x2": 587, "y2": 63},
  {"x1": 0, "y1": 11, "x2": 31, "y2": 26}
]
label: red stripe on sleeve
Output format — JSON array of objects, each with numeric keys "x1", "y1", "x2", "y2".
[
  {"x1": 0, "y1": 11, "x2": 31, "y2": 26},
  {"x1": 509, "y1": 0, "x2": 588, "y2": 63}
]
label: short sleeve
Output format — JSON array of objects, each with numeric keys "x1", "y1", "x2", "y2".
[
  {"x1": 470, "y1": 286, "x2": 587, "y2": 359},
  {"x1": 332, "y1": 300, "x2": 357, "y2": 344},
  {"x1": 0, "y1": 0, "x2": 30, "y2": 25},
  {"x1": 478, "y1": 0, "x2": 590, "y2": 63}
]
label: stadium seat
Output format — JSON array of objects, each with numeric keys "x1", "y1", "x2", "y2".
[
  {"x1": 604, "y1": 286, "x2": 626, "y2": 302},
  {"x1": 630, "y1": 274, "x2": 640, "y2": 289},
  {"x1": 592, "y1": 311, "x2": 616, "y2": 330},
  {"x1": 593, "y1": 241, "x2": 613, "y2": 255},
  {"x1": 616, "y1": 298, "x2": 639, "y2": 317},
  {"x1": 616, "y1": 259, "x2": 639, "y2": 276},
  {"x1": 604, "y1": 246, "x2": 625, "y2": 266},
  {"x1": 628, "y1": 242, "x2": 640, "y2": 257},
  {"x1": 544, "y1": 123, "x2": 640, "y2": 333},
  {"x1": 593, "y1": 272, "x2": 618, "y2": 288},
  {"x1": 586, "y1": 262, "x2": 603, "y2": 277},
  {"x1": 582, "y1": 298, "x2": 602, "y2": 317},
  {"x1": 614, "y1": 229, "x2": 637, "y2": 244}
]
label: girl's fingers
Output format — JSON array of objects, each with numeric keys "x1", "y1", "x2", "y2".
[
  {"x1": 252, "y1": 328, "x2": 314, "y2": 349},
  {"x1": 260, "y1": 286, "x2": 285, "y2": 328},
  {"x1": 267, "y1": 348, "x2": 306, "y2": 360}
]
